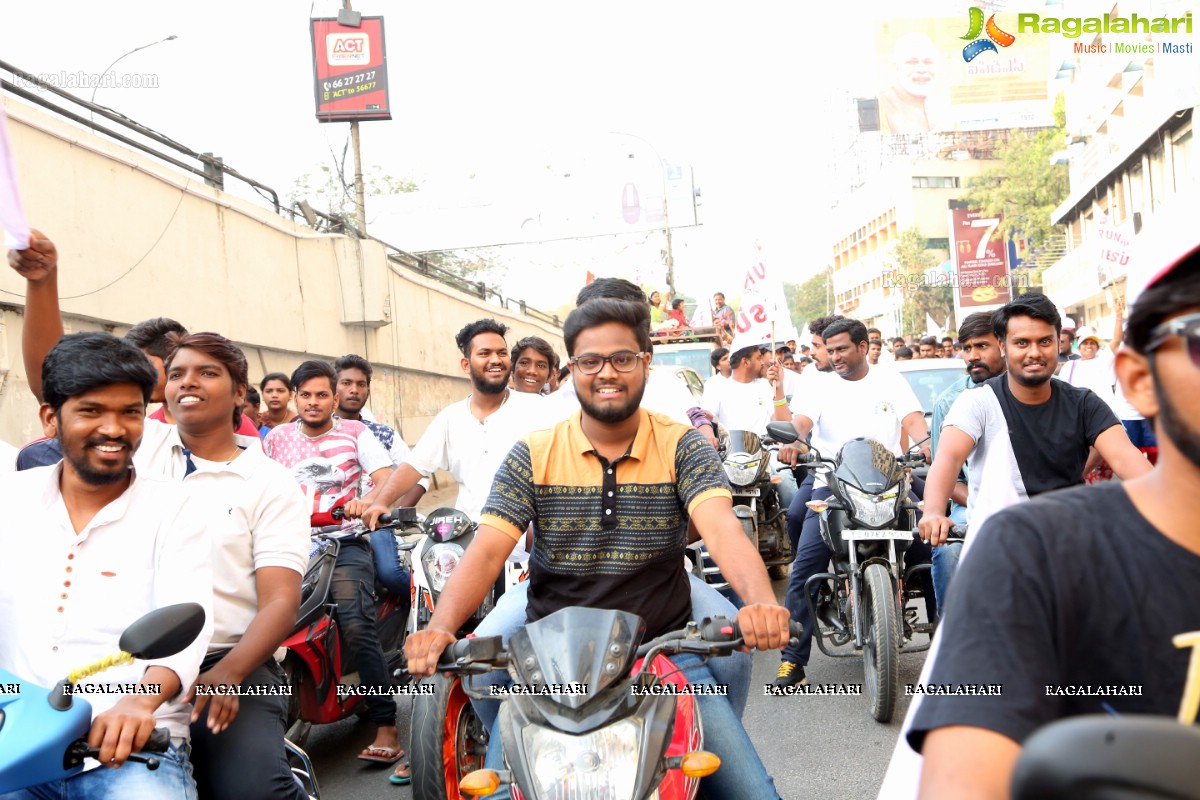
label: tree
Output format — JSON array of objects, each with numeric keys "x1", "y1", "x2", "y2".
[
  {"x1": 888, "y1": 228, "x2": 953, "y2": 336},
  {"x1": 960, "y1": 94, "x2": 1069, "y2": 255},
  {"x1": 785, "y1": 267, "x2": 833, "y2": 333}
]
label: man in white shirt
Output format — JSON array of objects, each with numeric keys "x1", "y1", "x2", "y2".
[
  {"x1": 357, "y1": 319, "x2": 546, "y2": 527},
  {"x1": 0, "y1": 332, "x2": 213, "y2": 799},
  {"x1": 774, "y1": 318, "x2": 931, "y2": 689},
  {"x1": 702, "y1": 337, "x2": 789, "y2": 437}
]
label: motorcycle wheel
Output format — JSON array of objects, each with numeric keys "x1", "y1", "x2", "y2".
[
  {"x1": 411, "y1": 673, "x2": 488, "y2": 800},
  {"x1": 862, "y1": 563, "x2": 900, "y2": 723}
]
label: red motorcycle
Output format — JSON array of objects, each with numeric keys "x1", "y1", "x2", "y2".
[
  {"x1": 282, "y1": 505, "x2": 417, "y2": 746},
  {"x1": 419, "y1": 607, "x2": 800, "y2": 800}
]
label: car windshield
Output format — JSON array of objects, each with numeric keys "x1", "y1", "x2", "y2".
[{"x1": 901, "y1": 366, "x2": 966, "y2": 414}]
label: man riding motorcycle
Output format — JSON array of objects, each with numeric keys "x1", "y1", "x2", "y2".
[{"x1": 405, "y1": 297, "x2": 792, "y2": 799}]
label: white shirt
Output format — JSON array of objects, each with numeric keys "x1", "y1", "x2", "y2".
[
  {"x1": 789, "y1": 364, "x2": 923, "y2": 473},
  {"x1": 183, "y1": 447, "x2": 309, "y2": 650},
  {"x1": 133, "y1": 419, "x2": 309, "y2": 650},
  {"x1": 406, "y1": 391, "x2": 548, "y2": 521},
  {"x1": 703, "y1": 377, "x2": 776, "y2": 436},
  {"x1": 1059, "y1": 351, "x2": 1118, "y2": 412},
  {"x1": 0, "y1": 465, "x2": 214, "y2": 740}
]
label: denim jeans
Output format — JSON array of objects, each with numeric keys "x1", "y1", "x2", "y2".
[
  {"x1": 930, "y1": 541, "x2": 962, "y2": 620},
  {"x1": 189, "y1": 659, "x2": 306, "y2": 800},
  {"x1": 368, "y1": 529, "x2": 411, "y2": 598},
  {"x1": 786, "y1": 473, "x2": 816, "y2": 557},
  {"x1": 331, "y1": 540, "x2": 396, "y2": 726},
  {"x1": 782, "y1": 485, "x2": 934, "y2": 665},
  {"x1": 0, "y1": 743, "x2": 196, "y2": 800},
  {"x1": 468, "y1": 575, "x2": 752, "y2": 727},
  {"x1": 480, "y1": 652, "x2": 779, "y2": 800}
]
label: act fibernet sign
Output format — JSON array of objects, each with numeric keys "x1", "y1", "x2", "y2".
[{"x1": 310, "y1": 17, "x2": 391, "y2": 122}]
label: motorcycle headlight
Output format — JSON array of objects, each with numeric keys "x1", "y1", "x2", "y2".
[
  {"x1": 523, "y1": 718, "x2": 642, "y2": 800},
  {"x1": 421, "y1": 542, "x2": 464, "y2": 593},
  {"x1": 844, "y1": 485, "x2": 900, "y2": 528},
  {"x1": 723, "y1": 458, "x2": 761, "y2": 487}
]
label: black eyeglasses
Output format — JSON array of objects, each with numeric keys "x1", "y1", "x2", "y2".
[
  {"x1": 1146, "y1": 311, "x2": 1200, "y2": 367},
  {"x1": 570, "y1": 351, "x2": 646, "y2": 375}
]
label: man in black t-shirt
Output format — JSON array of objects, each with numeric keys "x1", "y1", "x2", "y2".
[
  {"x1": 919, "y1": 293, "x2": 1151, "y2": 549},
  {"x1": 906, "y1": 246, "x2": 1200, "y2": 798}
]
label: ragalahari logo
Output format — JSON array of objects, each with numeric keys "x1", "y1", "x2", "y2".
[{"x1": 960, "y1": 7, "x2": 1016, "y2": 62}]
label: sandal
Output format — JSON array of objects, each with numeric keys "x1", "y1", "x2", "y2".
[
  {"x1": 357, "y1": 745, "x2": 406, "y2": 765},
  {"x1": 389, "y1": 762, "x2": 412, "y2": 785}
]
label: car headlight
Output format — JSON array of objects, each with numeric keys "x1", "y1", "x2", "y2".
[
  {"x1": 523, "y1": 718, "x2": 642, "y2": 800},
  {"x1": 421, "y1": 542, "x2": 464, "y2": 593},
  {"x1": 844, "y1": 485, "x2": 899, "y2": 528},
  {"x1": 723, "y1": 458, "x2": 761, "y2": 487}
]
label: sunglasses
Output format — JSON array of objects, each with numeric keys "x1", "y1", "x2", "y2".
[
  {"x1": 1146, "y1": 311, "x2": 1200, "y2": 366},
  {"x1": 570, "y1": 351, "x2": 647, "y2": 375}
]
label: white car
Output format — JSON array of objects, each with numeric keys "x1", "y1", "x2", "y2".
[{"x1": 891, "y1": 358, "x2": 970, "y2": 475}]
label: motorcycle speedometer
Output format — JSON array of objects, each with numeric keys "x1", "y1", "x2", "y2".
[
  {"x1": 422, "y1": 542, "x2": 465, "y2": 593},
  {"x1": 523, "y1": 718, "x2": 642, "y2": 800}
]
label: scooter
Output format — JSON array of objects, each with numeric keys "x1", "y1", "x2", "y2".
[
  {"x1": 425, "y1": 606, "x2": 802, "y2": 800},
  {"x1": 405, "y1": 507, "x2": 527, "y2": 800},
  {"x1": 282, "y1": 505, "x2": 419, "y2": 747},
  {"x1": 0, "y1": 604, "x2": 205, "y2": 793}
]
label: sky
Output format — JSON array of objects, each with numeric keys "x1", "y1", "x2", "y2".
[{"x1": 1, "y1": 0, "x2": 1068, "y2": 310}]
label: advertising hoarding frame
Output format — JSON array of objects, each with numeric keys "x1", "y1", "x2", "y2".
[{"x1": 310, "y1": 16, "x2": 391, "y2": 123}]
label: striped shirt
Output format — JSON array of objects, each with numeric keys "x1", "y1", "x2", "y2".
[{"x1": 481, "y1": 408, "x2": 731, "y2": 638}]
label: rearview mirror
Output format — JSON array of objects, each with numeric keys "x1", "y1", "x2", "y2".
[
  {"x1": 766, "y1": 422, "x2": 799, "y2": 444},
  {"x1": 119, "y1": 603, "x2": 206, "y2": 660}
]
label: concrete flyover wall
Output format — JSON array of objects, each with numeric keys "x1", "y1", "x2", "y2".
[{"x1": 0, "y1": 97, "x2": 564, "y2": 450}]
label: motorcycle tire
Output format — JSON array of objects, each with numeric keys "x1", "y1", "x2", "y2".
[
  {"x1": 411, "y1": 673, "x2": 488, "y2": 800},
  {"x1": 862, "y1": 563, "x2": 900, "y2": 723}
]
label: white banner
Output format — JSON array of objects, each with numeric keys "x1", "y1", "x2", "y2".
[
  {"x1": 0, "y1": 105, "x2": 30, "y2": 250},
  {"x1": 740, "y1": 243, "x2": 800, "y2": 343}
]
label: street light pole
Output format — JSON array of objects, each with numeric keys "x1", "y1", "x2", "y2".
[{"x1": 612, "y1": 131, "x2": 675, "y2": 299}]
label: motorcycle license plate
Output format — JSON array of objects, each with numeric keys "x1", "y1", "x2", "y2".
[
  {"x1": 735, "y1": 488, "x2": 760, "y2": 497},
  {"x1": 841, "y1": 529, "x2": 912, "y2": 541}
]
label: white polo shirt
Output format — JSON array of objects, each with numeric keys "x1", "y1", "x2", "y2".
[
  {"x1": 406, "y1": 391, "x2": 548, "y2": 521},
  {"x1": 702, "y1": 377, "x2": 776, "y2": 436},
  {"x1": 0, "y1": 465, "x2": 214, "y2": 740},
  {"x1": 133, "y1": 419, "x2": 309, "y2": 650}
]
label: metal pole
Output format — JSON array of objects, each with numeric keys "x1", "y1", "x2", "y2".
[{"x1": 344, "y1": 0, "x2": 367, "y2": 235}]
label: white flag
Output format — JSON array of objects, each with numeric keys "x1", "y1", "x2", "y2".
[{"x1": 0, "y1": 105, "x2": 30, "y2": 250}]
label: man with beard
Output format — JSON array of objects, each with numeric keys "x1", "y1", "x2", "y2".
[
  {"x1": 0, "y1": 333, "x2": 213, "y2": 799},
  {"x1": 903, "y1": 246, "x2": 1200, "y2": 798},
  {"x1": 926, "y1": 312, "x2": 1006, "y2": 616},
  {"x1": 403, "y1": 298, "x2": 792, "y2": 800},
  {"x1": 263, "y1": 360, "x2": 404, "y2": 770},
  {"x1": 918, "y1": 294, "x2": 1152, "y2": 554},
  {"x1": 356, "y1": 319, "x2": 545, "y2": 528}
]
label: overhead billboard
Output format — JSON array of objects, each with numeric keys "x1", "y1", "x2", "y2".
[
  {"x1": 947, "y1": 200, "x2": 1013, "y2": 316},
  {"x1": 310, "y1": 17, "x2": 391, "y2": 122},
  {"x1": 875, "y1": 14, "x2": 1052, "y2": 134}
]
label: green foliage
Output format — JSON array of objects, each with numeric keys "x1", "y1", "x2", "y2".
[
  {"x1": 960, "y1": 95, "x2": 1069, "y2": 253},
  {"x1": 888, "y1": 228, "x2": 953, "y2": 335},
  {"x1": 785, "y1": 267, "x2": 833, "y2": 332},
  {"x1": 289, "y1": 158, "x2": 418, "y2": 231}
]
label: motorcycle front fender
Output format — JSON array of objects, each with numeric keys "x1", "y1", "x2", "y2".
[{"x1": 732, "y1": 504, "x2": 757, "y2": 548}]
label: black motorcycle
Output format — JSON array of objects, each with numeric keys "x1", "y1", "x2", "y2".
[{"x1": 767, "y1": 422, "x2": 933, "y2": 722}]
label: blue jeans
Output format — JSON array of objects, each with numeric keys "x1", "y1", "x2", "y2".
[
  {"x1": 782, "y1": 486, "x2": 934, "y2": 665},
  {"x1": 481, "y1": 655, "x2": 778, "y2": 800},
  {"x1": 1122, "y1": 418, "x2": 1157, "y2": 449},
  {"x1": 368, "y1": 529, "x2": 410, "y2": 597},
  {"x1": 786, "y1": 473, "x2": 815, "y2": 557},
  {"x1": 331, "y1": 540, "x2": 395, "y2": 727},
  {"x1": 189, "y1": 659, "x2": 305, "y2": 800},
  {"x1": 0, "y1": 743, "x2": 196, "y2": 800},
  {"x1": 468, "y1": 575, "x2": 752, "y2": 726},
  {"x1": 930, "y1": 541, "x2": 962, "y2": 620}
]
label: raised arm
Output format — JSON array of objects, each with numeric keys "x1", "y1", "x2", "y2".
[{"x1": 7, "y1": 229, "x2": 62, "y2": 402}]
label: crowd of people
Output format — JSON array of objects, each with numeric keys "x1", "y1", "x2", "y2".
[{"x1": 2, "y1": 224, "x2": 1196, "y2": 800}]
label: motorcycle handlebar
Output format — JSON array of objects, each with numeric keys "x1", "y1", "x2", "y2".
[{"x1": 912, "y1": 525, "x2": 967, "y2": 543}]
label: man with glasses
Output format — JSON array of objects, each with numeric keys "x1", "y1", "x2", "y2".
[
  {"x1": 404, "y1": 297, "x2": 791, "y2": 799},
  {"x1": 901, "y1": 246, "x2": 1200, "y2": 797}
]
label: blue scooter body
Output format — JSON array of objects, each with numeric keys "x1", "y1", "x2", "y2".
[{"x1": 0, "y1": 667, "x2": 91, "y2": 793}]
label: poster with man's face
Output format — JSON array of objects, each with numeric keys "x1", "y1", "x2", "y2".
[{"x1": 875, "y1": 16, "x2": 1053, "y2": 134}]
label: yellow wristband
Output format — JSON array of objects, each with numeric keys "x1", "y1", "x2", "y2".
[{"x1": 773, "y1": 399, "x2": 787, "y2": 407}]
